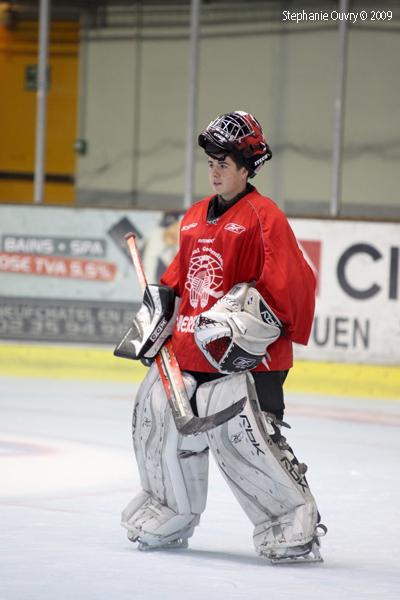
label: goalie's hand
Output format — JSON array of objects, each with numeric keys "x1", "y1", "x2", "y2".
[
  {"x1": 194, "y1": 283, "x2": 282, "y2": 373},
  {"x1": 114, "y1": 284, "x2": 179, "y2": 361}
]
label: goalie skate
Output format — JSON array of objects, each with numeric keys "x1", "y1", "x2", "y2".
[
  {"x1": 265, "y1": 524, "x2": 327, "y2": 565},
  {"x1": 126, "y1": 514, "x2": 196, "y2": 552},
  {"x1": 136, "y1": 537, "x2": 189, "y2": 552}
]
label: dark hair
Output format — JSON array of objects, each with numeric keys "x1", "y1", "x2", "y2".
[{"x1": 205, "y1": 146, "x2": 249, "y2": 174}]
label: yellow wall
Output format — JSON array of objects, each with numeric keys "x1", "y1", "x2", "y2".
[{"x1": 0, "y1": 18, "x2": 79, "y2": 204}]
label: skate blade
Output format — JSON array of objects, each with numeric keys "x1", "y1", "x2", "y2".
[
  {"x1": 270, "y1": 544, "x2": 323, "y2": 565},
  {"x1": 138, "y1": 538, "x2": 189, "y2": 552},
  {"x1": 270, "y1": 553, "x2": 323, "y2": 565}
]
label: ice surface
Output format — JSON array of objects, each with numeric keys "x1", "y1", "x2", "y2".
[{"x1": 1, "y1": 375, "x2": 399, "y2": 600}]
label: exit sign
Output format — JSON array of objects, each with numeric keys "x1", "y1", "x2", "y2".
[{"x1": 25, "y1": 65, "x2": 52, "y2": 91}]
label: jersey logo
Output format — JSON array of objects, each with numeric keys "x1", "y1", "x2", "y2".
[
  {"x1": 224, "y1": 222, "x2": 246, "y2": 234},
  {"x1": 181, "y1": 222, "x2": 198, "y2": 231},
  {"x1": 185, "y1": 247, "x2": 223, "y2": 309}
]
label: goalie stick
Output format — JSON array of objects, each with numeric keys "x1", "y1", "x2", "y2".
[{"x1": 123, "y1": 232, "x2": 246, "y2": 435}]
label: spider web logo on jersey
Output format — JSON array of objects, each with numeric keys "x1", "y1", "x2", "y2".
[{"x1": 185, "y1": 247, "x2": 224, "y2": 309}]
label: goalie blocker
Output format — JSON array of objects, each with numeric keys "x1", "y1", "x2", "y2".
[{"x1": 114, "y1": 284, "x2": 179, "y2": 360}]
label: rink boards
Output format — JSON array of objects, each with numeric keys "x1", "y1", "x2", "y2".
[
  {"x1": 0, "y1": 205, "x2": 399, "y2": 366},
  {"x1": 0, "y1": 343, "x2": 398, "y2": 401}
]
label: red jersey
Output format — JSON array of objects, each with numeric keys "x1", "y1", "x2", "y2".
[{"x1": 160, "y1": 187, "x2": 316, "y2": 372}]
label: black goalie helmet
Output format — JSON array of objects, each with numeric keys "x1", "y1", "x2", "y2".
[{"x1": 198, "y1": 110, "x2": 272, "y2": 178}]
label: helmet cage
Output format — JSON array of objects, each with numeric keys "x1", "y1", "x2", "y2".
[
  {"x1": 198, "y1": 111, "x2": 271, "y2": 178},
  {"x1": 207, "y1": 113, "x2": 255, "y2": 146}
]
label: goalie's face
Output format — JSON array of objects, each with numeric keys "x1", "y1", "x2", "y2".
[{"x1": 207, "y1": 155, "x2": 248, "y2": 202}]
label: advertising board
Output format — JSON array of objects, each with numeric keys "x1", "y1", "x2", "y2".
[{"x1": 0, "y1": 206, "x2": 399, "y2": 364}]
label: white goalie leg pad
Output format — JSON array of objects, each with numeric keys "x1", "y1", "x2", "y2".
[
  {"x1": 121, "y1": 362, "x2": 209, "y2": 547},
  {"x1": 196, "y1": 372, "x2": 320, "y2": 557}
]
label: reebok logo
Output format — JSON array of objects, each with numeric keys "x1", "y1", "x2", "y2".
[
  {"x1": 240, "y1": 414, "x2": 265, "y2": 456},
  {"x1": 233, "y1": 356, "x2": 257, "y2": 369},
  {"x1": 181, "y1": 222, "x2": 198, "y2": 231},
  {"x1": 224, "y1": 223, "x2": 246, "y2": 234},
  {"x1": 280, "y1": 456, "x2": 309, "y2": 492}
]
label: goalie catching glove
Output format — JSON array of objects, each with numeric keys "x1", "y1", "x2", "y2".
[
  {"x1": 114, "y1": 284, "x2": 179, "y2": 360},
  {"x1": 194, "y1": 283, "x2": 282, "y2": 373}
]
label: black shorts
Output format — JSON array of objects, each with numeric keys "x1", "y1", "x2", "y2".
[{"x1": 187, "y1": 369, "x2": 289, "y2": 421}]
